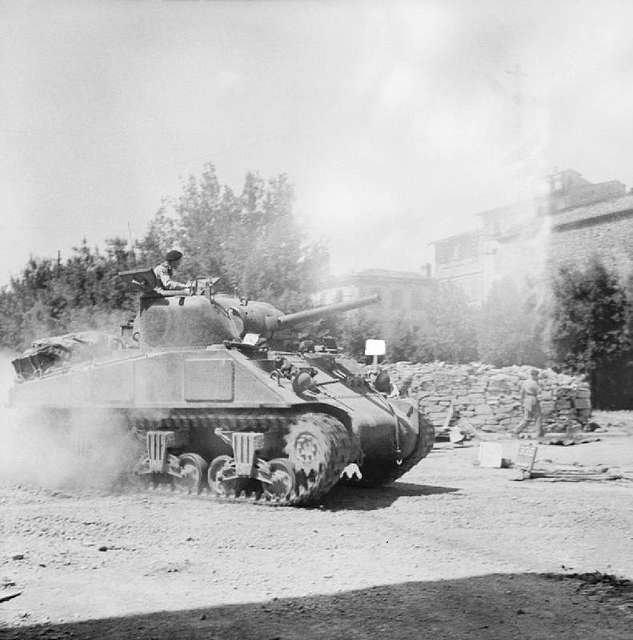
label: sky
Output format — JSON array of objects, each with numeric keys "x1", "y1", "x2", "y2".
[{"x1": 2, "y1": 0, "x2": 633, "y2": 285}]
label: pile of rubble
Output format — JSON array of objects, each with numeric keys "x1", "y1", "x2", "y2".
[{"x1": 388, "y1": 362, "x2": 591, "y2": 435}]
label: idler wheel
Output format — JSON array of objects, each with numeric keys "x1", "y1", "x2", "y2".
[
  {"x1": 172, "y1": 453, "x2": 208, "y2": 495},
  {"x1": 263, "y1": 458, "x2": 295, "y2": 502},
  {"x1": 208, "y1": 454, "x2": 238, "y2": 497}
]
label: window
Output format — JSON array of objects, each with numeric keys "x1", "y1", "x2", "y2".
[
  {"x1": 436, "y1": 243, "x2": 453, "y2": 264},
  {"x1": 436, "y1": 236, "x2": 478, "y2": 264},
  {"x1": 458, "y1": 236, "x2": 477, "y2": 261}
]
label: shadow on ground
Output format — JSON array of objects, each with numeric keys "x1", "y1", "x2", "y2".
[
  {"x1": 320, "y1": 481, "x2": 460, "y2": 511},
  {"x1": 2, "y1": 572, "x2": 631, "y2": 640}
]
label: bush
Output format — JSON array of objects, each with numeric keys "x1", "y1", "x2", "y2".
[{"x1": 550, "y1": 256, "x2": 633, "y2": 408}]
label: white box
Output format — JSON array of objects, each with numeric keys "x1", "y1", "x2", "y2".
[{"x1": 478, "y1": 442, "x2": 503, "y2": 468}]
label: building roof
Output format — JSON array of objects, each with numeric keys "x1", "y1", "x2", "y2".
[
  {"x1": 472, "y1": 169, "x2": 626, "y2": 222},
  {"x1": 488, "y1": 192, "x2": 633, "y2": 244},
  {"x1": 549, "y1": 193, "x2": 633, "y2": 231}
]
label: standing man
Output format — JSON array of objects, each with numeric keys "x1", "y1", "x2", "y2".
[
  {"x1": 153, "y1": 249, "x2": 189, "y2": 291},
  {"x1": 514, "y1": 369, "x2": 544, "y2": 438}
]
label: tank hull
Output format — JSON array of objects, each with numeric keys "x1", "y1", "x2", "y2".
[{"x1": 9, "y1": 345, "x2": 434, "y2": 504}]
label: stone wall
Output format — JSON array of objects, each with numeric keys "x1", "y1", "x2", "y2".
[{"x1": 388, "y1": 362, "x2": 591, "y2": 435}]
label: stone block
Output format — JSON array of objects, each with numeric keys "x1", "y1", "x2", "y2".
[{"x1": 475, "y1": 404, "x2": 493, "y2": 415}]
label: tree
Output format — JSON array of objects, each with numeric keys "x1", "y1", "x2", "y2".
[
  {"x1": 477, "y1": 277, "x2": 546, "y2": 367},
  {"x1": 0, "y1": 240, "x2": 136, "y2": 351},
  {"x1": 136, "y1": 164, "x2": 329, "y2": 311},
  {"x1": 385, "y1": 317, "x2": 421, "y2": 362},
  {"x1": 338, "y1": 311, "x2": 382, "y2": 360},
  {"x1": 416, "y1": 282, "x2": 478, "y2": 363},
  {"x1": 0, "y1": 164, "x2": 328, "y2": 352},
  {"x1": 550, "y1": 256, "x2": 632, "y2": 407}
]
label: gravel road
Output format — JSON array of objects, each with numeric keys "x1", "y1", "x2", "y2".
[{"x1": 1, "y1": 434, "x2": 632, "y2": 639}]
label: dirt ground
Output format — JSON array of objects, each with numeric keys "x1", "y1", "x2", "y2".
[{"x1": 1, "y1": 420, "x2": 632, "y2": 639}]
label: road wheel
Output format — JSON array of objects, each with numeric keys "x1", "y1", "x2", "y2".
[
  {"x1": 208, "y1": 455, "x2": 238, "y2": 498},
  {"x1": 263, "y1": 458, "x2": 295, "y2": 502},
  {"x1": 172, "y1": 453, "x2": 208, "y2": 495}
]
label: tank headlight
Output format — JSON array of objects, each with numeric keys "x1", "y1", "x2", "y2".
[{"x1": 292, "y1": 371, "x2": 314, "y2": 395}]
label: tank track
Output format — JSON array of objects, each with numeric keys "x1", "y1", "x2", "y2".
[
  {"x1": 283, "y1": 413, "x2": 353, "y2": 506},
  {"x1": 351, "y1": 413, "x2": 435, "y2": 487},
  {"x1": 132, "y1": 410, "x2": 353, "y2": 507},
  {"x1": 130, "y1": 410, "x2": 293, "y2": 435}
]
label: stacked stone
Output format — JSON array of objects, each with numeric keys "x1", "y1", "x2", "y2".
[{"x1": 389, "y1": 362, "x2": 591, "y2": 435}]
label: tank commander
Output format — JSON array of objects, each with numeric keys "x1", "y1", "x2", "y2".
[
  {"x1": 153, "y1": 249, "x2": 189, "y2": 290},
  {"x1": 514, "y1": 368, "x2": 544, "y2": 439}
]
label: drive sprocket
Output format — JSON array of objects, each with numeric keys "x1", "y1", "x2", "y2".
[{"x1": 283, "y1": 412, "x2": 352, "y2": 505}]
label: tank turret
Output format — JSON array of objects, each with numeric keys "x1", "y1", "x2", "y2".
[
  {"x1": 217, "y1": 293, "x2": 379, "y2": 340},
  {"x1": 117, "y1": 268, "x2": 378, "y2": 348}
]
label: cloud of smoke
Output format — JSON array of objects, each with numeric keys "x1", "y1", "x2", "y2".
[{"x1": 0, "y1": 351, "x2": 142, "y2": 492}]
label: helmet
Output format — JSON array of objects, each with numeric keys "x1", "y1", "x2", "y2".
[{"x1": 165, "y1": 249, "x2": 183, "y2": 262}]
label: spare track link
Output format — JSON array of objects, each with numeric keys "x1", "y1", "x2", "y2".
[{"x1": 133, "y1": 411, "x2": 353, "y2": 507}]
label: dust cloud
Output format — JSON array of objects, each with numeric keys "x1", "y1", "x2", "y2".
[{"x1": 0, "y1": 352, "x2": 142, "y2": 492}]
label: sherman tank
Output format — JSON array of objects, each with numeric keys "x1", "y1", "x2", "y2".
[{"x1": 9, "y1": 269, "x2": 434, "y2": 505}]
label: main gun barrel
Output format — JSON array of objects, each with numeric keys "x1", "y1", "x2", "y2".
[{"x1": 274, "y1": 294, "x2": 379, "y2": 329}]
